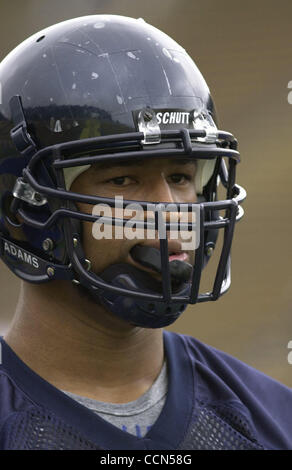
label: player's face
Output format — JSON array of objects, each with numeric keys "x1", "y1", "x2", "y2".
[{"x1": 71, "y1": 157, "x2": 197, "y2": 280}]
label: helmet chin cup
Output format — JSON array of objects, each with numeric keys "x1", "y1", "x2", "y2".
[{"x1": 95, "y1": 262, "x2": 190, "y2": 328}]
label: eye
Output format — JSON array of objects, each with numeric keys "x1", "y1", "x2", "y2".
[
  {"x1": 107, "y1": 176, "x2": 133, "y2": 186},
  {"x1": 169, "y1": 173, "x2": 192, "y2": 185}
]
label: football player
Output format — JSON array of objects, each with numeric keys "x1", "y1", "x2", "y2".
[{"x1": 0, "y1": 15, "x2": 291, "y2": 450}]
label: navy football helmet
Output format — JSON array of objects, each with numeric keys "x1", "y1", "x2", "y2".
[{"x1": 0, "y1": 15, "x2": 246, "y2": 328}]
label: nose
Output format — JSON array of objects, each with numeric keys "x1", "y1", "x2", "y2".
[
  {"x1": 141, "y1": 177, "x2": 183, "y2": 231},
  {"x1": 145, "y1": 176, "x2": 175, "y2": 204}
]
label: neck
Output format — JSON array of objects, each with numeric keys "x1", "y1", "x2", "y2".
[{"x1": 4, "y1": 281, "x2": 165, "y2": 403}]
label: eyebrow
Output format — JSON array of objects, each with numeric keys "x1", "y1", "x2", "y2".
[{"x1": 92, "y1": 158, "x2": 195, "y2": 171}]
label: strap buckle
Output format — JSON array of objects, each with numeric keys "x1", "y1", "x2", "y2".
[{"x1": 9, "y1": 95, "x2": 38, "y2": 158}]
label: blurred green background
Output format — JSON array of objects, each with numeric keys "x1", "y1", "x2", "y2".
[{"x1": 0, "y1": 0, "x2": 292, "y2": 386}]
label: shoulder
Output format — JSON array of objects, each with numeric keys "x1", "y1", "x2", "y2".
[
  {"x1": 0, "y1": 338, "x2": 39, "y2": 449},
  {"x1": 0, "y1": 367, "x2": 36, "y2": 449},
  {"x1": 180, "y1": 331, "x2": 292, "y2": 394},
  {"x1": 0, "y1": 367, "x2": 36, "y2": 414},
  {"x1": 165, "y1": 330, "x2": 292, "y2": 449}
]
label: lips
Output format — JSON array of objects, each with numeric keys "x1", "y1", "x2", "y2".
[
  {"x1": 168, "y1": 252, "x2": 189, "y2": 262},
  {"x1": 132, "y1": 240, "x2": 187, "y2": 258}
]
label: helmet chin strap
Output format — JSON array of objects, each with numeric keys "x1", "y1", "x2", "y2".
[
  {"x1": 74, "y1": 243, "x2": 192, "y2": 329},
  {"x1": 94, "y1": 260, "x2": 191, "y2": 329}
]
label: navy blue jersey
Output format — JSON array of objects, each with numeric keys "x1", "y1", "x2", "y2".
[{"x1": 0, "y1": 331, "x2": 291, "y2": 450}]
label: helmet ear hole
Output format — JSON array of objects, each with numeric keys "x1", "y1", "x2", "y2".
[
  {"x1": 36, "y1": 35, "x2": 45, "y2": 43},
  {"x1": 148, "y1": 303, "x2": 156, "y2": 313}
]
